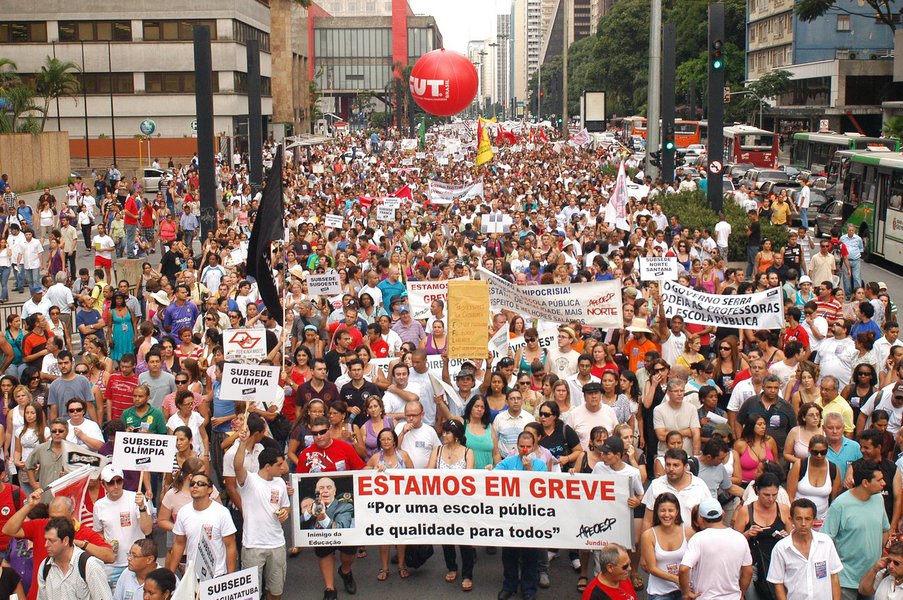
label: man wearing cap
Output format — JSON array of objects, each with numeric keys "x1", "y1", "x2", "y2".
[
  {"x1": 547, "y1": 326, "x2": 580, "y2": 379},
  {"x1": 569, "y1": 381, "x2": 619, "y2": 452},
  {"x1": 92, "y1": 465, "x2": 154, "y2": 589},
  {"x1": 391, "y1": 304, "x2": 426, "y2": 346},
  {"x1": 22, "y1": 288, "x2": 52, "y2": 321},
  {"x1": 679, "y1": 497, "x2": 752, "y2": 600}
]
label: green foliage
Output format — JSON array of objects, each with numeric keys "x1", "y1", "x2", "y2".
[
  {"x1": 796, "y1": 0, "x2": 897, "y2": 32},
  {"x1": 35, "y1": 56, "x2": 80, "y2": 132},
  {"x1": 0, "y1": 84, "x2": 44, "y2": 133},
  {"x1": 658, "y1": 191, "x2": 787, "y2": 261},
  {"x1": 883, "y1": 116, "x2": 903, "y2": 140}
]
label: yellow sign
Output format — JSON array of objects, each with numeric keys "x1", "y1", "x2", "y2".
[
  {"x1": 476, "y1": 118, "x2": 494, "y2": 168},
  {"x1": 447, "y1": 280, "x2": 489, "y2": 359}
]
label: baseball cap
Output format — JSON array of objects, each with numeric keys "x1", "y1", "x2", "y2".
[
  {"x1": 712, "y1": 423, "x2": 732, "y2": 438},
  {"x1": 101, "y1": 465, "x2": 124, "y2": 483},
  {"x1": 600, "y1": 436, "x2": 624, "y2": 455},
  {"x1": 878, "y1": 281, "x2": 888, "y2": 290},
  {"x1": 498, "y1": 357, "x2": 515, "y2": 368},
  {"x1": 455, "y1": 370, "x2": 475, "y2": 380},
  {"x1": 398, "y1": 305, "x2": 410, "y2": 314},
  {"x1": 582, "y1": 381, "x2": 602, "y2": 394},
  {"x1": 698, "y1": 498, "x2": 724, "y2": 520}
]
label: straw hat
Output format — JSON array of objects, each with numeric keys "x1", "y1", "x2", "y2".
[{"x1": 625, "y1": 318, "x2": 652, "y2": 334}]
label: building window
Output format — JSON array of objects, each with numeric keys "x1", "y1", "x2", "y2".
[
  {"x1": 233, "y1": 21, "x2": 270, "y2": 52},
  {"x1": 145, "y1": 72, "x2": 219, "y2": 93},
  {"x1": 143, "y1": 20, "x2": 217, "y2": 41},
  {"x1": 837, "y1": 15, "x2": 850, "y2": 31},
  {"x1": 59, "y1": 21, "x2": 132, "y2": 42},
  {"x1": 0, "y1": 22, "x2": 47, "y2": 43},
  {"x1": 233, "y1": 72, "x2": 271, "y2": 95},
  {"x1": 74, "y1": 73, "x2": 135, "y2": 94}
]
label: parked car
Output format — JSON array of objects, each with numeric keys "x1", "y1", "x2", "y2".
[
  {"x1": 814, "y1": 199, "x2": 845, "y2": 237},
  {"x1": 740, "y1": 168, "x2": 791, "y2": 190},
  {"x1": 725, "y1": 163, "x2": 755, "y2": 186},
  {"x1": 759, "y1": 180, "x2": 802, "y2": 198},
  {"x1": 142, "y1": 167, "x2": 173, "y2": 193},
  {"x1": 790, "y1": 188, "x2": 829, "y2": 227},
  {"x1": 683, "y1": 144, "x2": 706, "y2": 161}
]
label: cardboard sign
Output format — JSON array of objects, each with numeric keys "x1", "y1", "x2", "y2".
[
  {"x1": 637, "y1": 257, "x2": 679, "y2": 281},
  {"x1": 223, "y1": 328, "x2": 267, "y2": 363},
  {"x1": 376, "y1": 206, "x2": 395, "y2": 222},
  {"x1": 112, "y1": 432, "x2": 177, "y2": 473},
  {"x1": 199, "y1": 567, "x2": 260, "y2": 600},
  {"x1": 194, "y1": 535, "x2": 217, "y2": 582},
  {"x1": 229, "y1": 248, "x2": 246, "y2": 266},
  {"x1": 307, "y1": 273, "x2": 342, "y2": 296},
  {"x1": 448, "y1": 280, "x2": 489, "y2": 359},
  {"x1": 219, "y1": 363, "x2": 281, "y2": 403},
  {"x1": 324, "y1": 214, "x2": 344, "y2": 229}
]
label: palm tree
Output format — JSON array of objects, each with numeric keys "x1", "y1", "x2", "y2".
[
  {"x1": 0, "y1": 58, "x2": 20, "y2": 92},
  {"x1": 0, "y1": 84, "x2": 43, "y2": 133},
  {"x1": 883, "y1": 116, "x2": 903, "y2": 141},
  {"x1": 35, "y1": 56, "x2": 79, "y2": 132}
]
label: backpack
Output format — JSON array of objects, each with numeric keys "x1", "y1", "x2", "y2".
[{"x1": 40, "y1": 551, "x2": 91, "y2": 585}]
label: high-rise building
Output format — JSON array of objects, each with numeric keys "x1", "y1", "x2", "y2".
[
  {"x1": 467, "y1": 39, "x2": 495, "y2": 112},
  {"x1": 313, "y1": 0, "x2": 394, "y2": 16},
  {"x1": 589, "y1": 0, "x2": 616, "y2": 35},
  {"x1": 496, "y1": 14, "x2": 511, "y2": 116},
  {"x1": 539, "y1": 0, "x2": 592, "y2": 66},
  {"x1": 512, "y1": 0, "x2": 542, "y2": 114}
]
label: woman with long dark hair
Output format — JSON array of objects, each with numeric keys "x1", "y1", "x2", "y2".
[
  {"x1": 462, "y1": 396, "x2": 496, "y2": 470},
  {"x1": 640, "y1": 492, "x2": 692, "y2": 600}
]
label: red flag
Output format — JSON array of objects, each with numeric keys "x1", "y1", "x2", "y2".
[
  {"x1": 47, "y1": 465, "x2": 95, "y2": 527},
  {"x1": 497, "y1": 125, "x2": 518, "y2": 145},
  {"x1": 538, "y1": 129, "x2": 548, "y2": 144},
  {"x1": 392, "y1": 185, "x2": 413, "y2": 203},
  {"x1": 358, "y1": 195, "x2": 373, "y2": 209}
]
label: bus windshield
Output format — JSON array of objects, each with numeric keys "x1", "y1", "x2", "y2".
[{"x1": 739, "y1": 134, "x2": 774, "y2": 151}]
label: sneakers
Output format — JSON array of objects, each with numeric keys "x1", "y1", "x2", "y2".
[
  {"x1": 547, "y1": 551, "x2": 559, "y2": 562},
  {"x1": 323, "y1": 589, "x2": 338, "y2": 600},
  {"x1": 571, "y1": 557, "x2": 582, "y2": 571},
  {"x1": 538, "y1": 572, "x2": 550, "y2": 588},
  {"x1": 338, "y1": 568, "x2": 357, "y2": 594}
]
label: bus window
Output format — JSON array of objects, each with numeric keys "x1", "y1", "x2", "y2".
[
  {"x1": 739, "y1": 134, "x2": 774, "y2": 150},
  {"x1": 791, "y1": 139, "x2": 808, "y2": 167},
  {"x1": 891, "y1": 171, "x2": 903, "y2": 211}
]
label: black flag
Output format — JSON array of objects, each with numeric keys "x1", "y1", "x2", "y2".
[{"x1": 247, "y1": 145, "x2": 284, "y2": 325}]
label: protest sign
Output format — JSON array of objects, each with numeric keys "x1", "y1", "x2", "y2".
[
  {"x1": 324, "y1": 214, "x2": 344, "y2": 229},
  {"x1": 220, "y1": 363, "x2": 281, "y2": 403},
  {"x1": 223, "y1": 328, "x2": 267, "y2": 363},
  {"x1": 312, "y1": 164, "x2": 324, "y2": 174},
  {"x1": 428, "y1": 179, "x2": 484, "y2": 205},
  {"x1": 381, "y1": 197, "x2": 402, "y2": 209},
  {"x1": 637, "y1": 257, "x2": 679, "y2": 281},
  {"x1": 488, "y1": 324, "x2": 509, "y2": 367},
  {"x1": 112, "y1": 432, "x2": 177, "y2": 472},
  {"x1": 62, "y1": 442, "x2": 108, "y2": 472},
  {"x1": 478, "y1": 267, "x2": 622, "y2": 329},
  {"x1": 448, "y1": 280, "x2": 489, "y2": 359},
  {"x1": 306, "y1": 273, "x2": 342, "y2": 296},
  {"x1": 407, "y1": 280, "x2": 448, "y2": 320},
  {"x1": 229, "y1": 248, "x2": 247, "y2": 266},
  {"x1": 291, "y1": 470, "x2": 632, "y2": 550},
  {"x1": 660, "y1": 280, "x2": 785, "y2": 329},
  {"x1": 194, "y1": 535, "x2": 217, "y2": 582},
  {"x1": 376, "y1": 206, "x2": 395, "y2": 222},
  {"x1": 199, "y1": 567, "x2": 260, "y2": 600},
  {"x1": 508, "y1": 325, "x2": 558, "y2": 356}
]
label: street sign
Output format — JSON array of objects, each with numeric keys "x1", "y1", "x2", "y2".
[
  {"x1": 139, "y1": 119, "x2": 156, "y2": 135},
  {"x1": 189, "y1": 119, "x2": 197, "y2": 131},
  {"x1": 709, "y1": 160, "x2": 723, "y2": 175},
  {"x1": 819, "y1": 119, "x2": 830, "y2": 132}
]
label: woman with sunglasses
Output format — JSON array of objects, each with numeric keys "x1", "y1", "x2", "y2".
[
  {"x1": 783, "y1": 402, "x2": 825, "y2": 464},
  {"x1": 786, "y1": 435, "x2": 838, "y2": 531},
  {"x1": 515, "y1": 371, "x2": 541, "y2": 415},
  {"x1": 536, "y1": 400, "x2": 582, "y2": 472},
  {"x1": 514, "y1": 327, "x2": 547, "y2": 374},
  {"x1": 641, "y1": 359, "x2": 671, "y2": 474},
  {"x1": 46, "y1": 305, "x2": 72, "y2": 353},
  {"x1": 22, "y1": 367, "x2": 48, "y2": 412},
  {"x1": 844, "y1": 363, "x2": 879, "y2": 430},
  {"x1": 13, "y1": 400, "x2": 46, "y2": 495},
  {"x1": 63, "y1": 398, "x2": 103, "y2": 450},
  {"x1": 712, "y1": 336, "x2": 747, "y2": 411}
]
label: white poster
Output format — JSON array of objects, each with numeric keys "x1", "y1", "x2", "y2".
[
  {"x1": 660, "y1": 280, "x2": 785, "y2": 328},
  {"x1": 509, "y1": 325, "x2": 559, "y2": 356},
  {"x1": 199, "y1": 567, "x2": 260, "y2": 600},
  {"x1": 478, "y1": 267, "x2": 622, "y2": 329},
  {"x1": 291, "y1": 471, "x2": 632, "y2": 550},
  {"x1": 637, "y1": 257, "x2": 679, "y2": 281},
  {"x1": 219, "y1": 363, "x2": 281, "y2": 403},
  {"x1": 324, "y1": 214, "x2": 344, "y2": 229},
  {"x1": 406, "y1": 280, "x2": 448, "y2": 320},
  {"x1": 223, "y1": 328, "x2": 267, "y2": 363},
  {"x1": 112, "y1": 432, "x2": 177, "y2": 473},
  {"x1": 307, "y1": 273, "x2": 342, "y2": 296},
  {"x1": 381, "y1": 197, "x2": 402, "y2": 209},
  {"x1": 229, "y1": 248, "x2": 247, "y2": 266},
  {"x1": 376, "y1": 206, "x2": 396, "y2": 222},
  {"x1": 488, "y1": 324, "x2": 509, "y2": 367},
  {"x1": 428, "y1": 179, "x2": 485, "y2": 205},
  {"x1": 194, "y1": 535, "x2": 217, "y2": 582}
]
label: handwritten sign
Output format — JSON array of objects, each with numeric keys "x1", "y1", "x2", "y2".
[
  {"x1": 448, "y1": 280, "x2": 489, "y2": 359},
  {"x1": 324, "y1": 214, "x2": 344, "y2": 229}
]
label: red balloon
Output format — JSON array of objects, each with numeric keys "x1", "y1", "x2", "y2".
[{"x1": 408, "y1": 49, "x2": 478, "y2": 117}]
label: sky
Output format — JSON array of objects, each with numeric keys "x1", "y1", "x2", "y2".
[{"x1": 408, "y1": 0, "x2": 512, "y2": 53}]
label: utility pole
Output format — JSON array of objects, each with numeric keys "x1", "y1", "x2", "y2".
[
  {"x1": 645, "y1": 0, "x2": 662, "y2": 179},
  {"x1": 562, "y1": 0, "x2": 569, "y2": 136}
]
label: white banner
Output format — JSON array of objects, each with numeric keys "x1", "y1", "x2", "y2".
[
  {"x1": 324, "y1": 214, "x2": 344, "y2": 229},
  {"x1": 428, "y1": 179, "x2": 484, "y2": 205},
  {"x1": 199, "y1": 567, "x2": 260, "y2": 600},
  {"x1": 488, "y1": 324, "x2": 509, "y2": 366},
  {"x1": 229, "y1": 248, "x2": 247, "y2": 266},
  {"x1": 638, "y1": 257, "x2": 679, "y2": 281},
  {"x1": 478, "y1": 267, "x2": 622, "y2": 329},
  {"x1": 220, "y1": 363, "x2": 281, "y2": 403},
  {"x1": 381, "y1": 197, "x2": 402, "y2": 209},
  {"x1": 291, "y1": 470, "x2": 632, "y2": 549},
  {"x1": 376, "y1": 206, "x2": 395, "y2": 222},
  {"x1": 407, "y1": 280, "x2": 448, "y2": 320},
  {"x1": 223, "y1": 328, "x2": 267, "y2": 363},
  {"x1": 508, "y1": 325, "x2": 559, "y2": 356},
  {"x1": 660, "y1": 280, "x2": 785, "y2": 328},
  {"x1": 307, "y1": 273, "x2": 342, "y2": 296},
  {"x1": 112, "y1": 432, "x2": 177, "y2": 473}
]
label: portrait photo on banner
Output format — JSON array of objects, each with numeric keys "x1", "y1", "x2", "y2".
[{"x1": 297, "y1": 473, "x2": 356, "y2": 531}]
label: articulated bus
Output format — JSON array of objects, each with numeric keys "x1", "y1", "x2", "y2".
[
  {"x1": 790, "y1": 132, "x2": 899, "y2": 175},
  {"x1": 835, "y1": 150, "x2": 903, "y2": 263},
  {"x1": 723, "y1": 125, "x2": 779, "y2": 168}
]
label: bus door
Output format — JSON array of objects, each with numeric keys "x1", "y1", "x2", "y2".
[{"x1": 875, "y1": 169, "x2": 891, "y2": 256}]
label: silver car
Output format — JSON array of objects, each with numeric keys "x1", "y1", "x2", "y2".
[{"x1": 142, "y1": 168, "x2": 173, "y2": 193}]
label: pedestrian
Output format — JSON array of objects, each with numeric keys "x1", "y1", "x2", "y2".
[{"x1": 37, "y1": 517, "x2": 111, "y2": 600}]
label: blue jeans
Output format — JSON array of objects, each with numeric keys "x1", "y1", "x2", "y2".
[
  {"x1": 746, "y1": 245, "x2": 760, "y2": 277},
  {"x1": 0, "y1": 265, "x2": 10, "y2": 300},
  {"x1": 25, "y1": 268, "x2": 40, "y2": 293},
  {"x1": 13, "y1": 265, "x2": 24, "y2": 291},
  {"x1": 800, "y1": 207, "x2": 809, "y2": 230},
  {"x1": 124, "y1": 224, "x2": 136, "y2": 258},
  {"x1": 843, "y1": 257, "x2": 862, "y2": 296},
  {"x1": 501, "y1": 547, "x2": 540, "y2": 597},
  {"x1": 648, "y1": 593, "x2": 682, "y2": 600},
  {"x1": 183, "y1": 229, "x2": 195, "y2": 250}
]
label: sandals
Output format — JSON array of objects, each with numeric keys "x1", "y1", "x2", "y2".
[
  {"x1": 357, "y1": 547, "x2": 368, "y2": 559},
  {"x1": 288, "y1": 547, "x2": 301, "y2": 558},
  {"x1": 398, "y1": 567, "x2": 410, "y2": 579},
  {"x1": 462, "y1": 578, "x2": 473, "y2": 592},
  {"x1": 445, "y1": 571, "x2": 457, "y2": 583},
  {"x1": 577, "y1": 576, "x2": 588, "y2": 592},
  {"x1": 377, "y1": 569, "x2": 388, "y2": 581}
]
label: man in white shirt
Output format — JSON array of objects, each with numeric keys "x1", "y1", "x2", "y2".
[
  {"x1": 568, "y1": 382, "x2": 619, "y2": 452},
  {"x1": 234, "y1": 429, "x2": 290, "y2": 600},
  {"x1": 21, "y1": 289, "x2": 52, "y2": 320},
  {"x1": 546, "y1": 326, "x2": 580, "y2": 379},
  {"x1": 46, "y1": 271, "x2": 76, "y2": 328},
  {"x1": 656, "y1": 297, "x2": 688, "y2": 367},
  {"x1": 565, "y1": 354, "x2": 600, "y2": 408},
  {"x1": 92, "y1": 466, "x2": 154, "y2": 590},
  {"x1": 642, "y1": 449, "x2": 714, "y2": 527},
  {"x1": 873, "y1": 321, "x2": 902, "y2": 370},
  {"x1": 20, "y1": 229, "x2": 43, "y2": 294},
  {"x1": 491, "y1": 388, "x2": 536, "y2": 463},
  {"x1": 653, "y1": 380, "x2": 701, "y2": 457},
  {"x1": 167, "y1": 470, "x2": 237, "y2": 577},
  {"x1": 91, "y1": 223, "x2": 116, "y2": 285},
  {"x1": 395, "y1": 401, "x2": 440, "y2": 469},
  {"x1": 816, "y1": 321, "x2": 856, "y2": 391},
  {"x1": 767, "y1": 498, "x2": 843, "y2": 600},
  {"x1": 7, "y1": 223, "x2": 25, "y2": 293},
  {"x1": 409, "y1": 350, "x2": 444, "y2": 426},
  {"x1": 680, "y1": 498, "x2": 753, "y2": 600},
  {"x1": 381, "y1": 363, "x2": 420, "y2": 420}
]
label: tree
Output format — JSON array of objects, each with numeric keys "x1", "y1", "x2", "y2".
[
  {"x1": 0, "y1": 58, "x2": 19, "y2": 92},
  {"x1": 740, "y1": 69, "x2": 792, "y2": 125},
  {"x1": 883, "y1": 116, "x2": 903, "y2": 139},
  {"x1": 0, "y1": 84, "x2": 43, "y2": 133},
  {"x1": 796, "y1": 0, "x2": 897, "y2": 32},
  {"x1": 35, "y1": 56, "x2": 79, "y2": 132}
]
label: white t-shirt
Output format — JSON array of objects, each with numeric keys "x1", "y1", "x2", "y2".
[
  {"x1": 661, "y1": 331, "x2": 687, "y2": 368},
  {"x1": 172, "y1": 501, "x2": 237, "y2": 577},
  {"x1": 593, "y1": 462, "x2": 644, "y2": 497},
  {"x1": 222, "y1": 442, "x2": 263, "y2": 479},
  {"x1": 681, "y1": 526, "x2": 752, "y2": 600},
  {"x1": 382, "y1": 381, "x2": 420, "y2": 416},
  {"x1": 859, "y1": 383, "x2": 903, "y2": 434},
  {"x1": 166, "y1": 411, "x2": 207, "y2": 455},
  {"x1": 394, "y1": 422, "x2": 440, "y2": 469},
  {"x1": 567, "y1": 404, "x2": 619, "y2": 452},
  {"x1": 66, "y1": 418, "x2": 104, "y2": 448},
  {"x1": 237, "y1": 472, "x2": 289, "y2": 549},
  {"x1": 642, "y1": 474, "x2": 714, "y2": 526},
  {"x1": 93, "y1": 491, "x2": 155, "y2": 566},
  {"x1": 92, "y1": 234, "x2": 115, "y2": 260}
]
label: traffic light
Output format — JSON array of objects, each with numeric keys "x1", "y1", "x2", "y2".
[
  {"x1": 711, "y1": 39, "x2": 724, "y2": 71},
  {"x1": 664, "y1": 126, "x2": 675, "y2": 152},
  {"x1": 650, "y1": 150, "x2": 662, "y2": 168}
]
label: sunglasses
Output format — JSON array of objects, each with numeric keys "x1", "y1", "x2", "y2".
[
  {"x1": 310, "y1": 429, "x2": 328, "y2": 436},
  {"x1": 106, "y1": 478, "x2": 124, "y2": 485},
  {"x1": 525, "y1": 337, "x2": 537, "y2": 342},
  {"x1": 189, "y1": 481, "x2": 210, "y2": 488},
  {"x1": 75, "y1": 370, "x2": 88, "y2": 375},
  {"x1": 810, "y1": 449, "x2": 827, "y2": 456},
  {"x1": 50, "y1": 429, "x2": 66, "y2": 434},
  {"x1": 654, "y1": 368, "x2": 667, "y2": 374},
  {"x1": 539, "y1": 412, "x2": 553, "y2": 417},
  {"x1": 67, "y1": 407, "x2": 84, "y2": 414},
  {"x1": 175, "y1": 379, "x2": 189, "y2": 384},
  {"x1": 719, "y1": 346, "x2": 731, "y2": 351}
]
